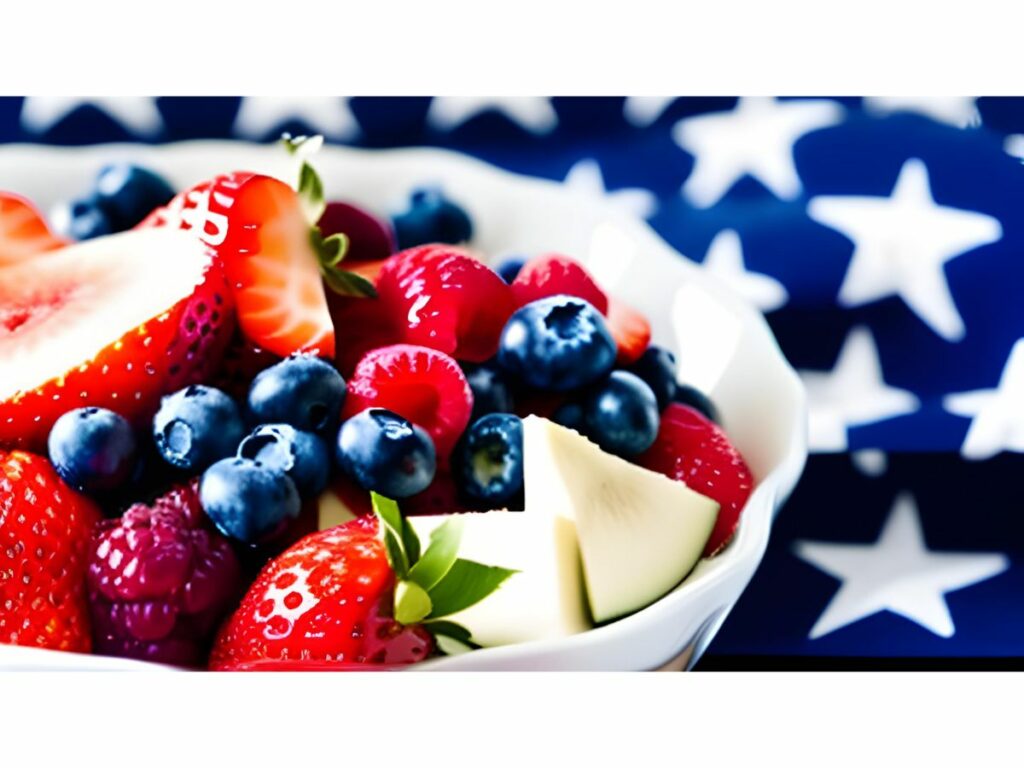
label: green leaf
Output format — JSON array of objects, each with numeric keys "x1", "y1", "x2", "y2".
[
  {"x1": 402, "y1": 514, "x2": 421, "y2": 567},
  {"x1": 297, "y1": 161, "x2": 326, "y2": 224},
  {"x1": 321, "y1": 267, "x2": 379, "y2": 299},
  {"x1": 427, "y1": 559, "x2": 518, "y2": 620},
  {"x1": 407, "y1": 517, "x2": 464, "y2": 591},
  {"x1": 423, "y1": 620, "x2": 480, "y2": 653},
  {"x1": 372, "y1": 493, "x2": 410, "y2": 578},
  {"x1": 320, "y1": 233, "x2": 350, "y2": 268},
  {"x1": 394, "y1": 580, "x2": 433, "y2": 625}
]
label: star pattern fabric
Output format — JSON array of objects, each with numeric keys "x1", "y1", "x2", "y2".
[{"x1": 4, "y1": 95, "x2": 1024, "y2": 666}]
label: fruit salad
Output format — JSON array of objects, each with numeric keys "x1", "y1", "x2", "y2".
[{"x1": 0, "y1": 137, "x2": 754, "y2": 670}]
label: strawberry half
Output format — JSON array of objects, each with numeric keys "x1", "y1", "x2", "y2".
[
  {"x1": 0, "y1": 228, "x2": 234, "y2": 450},
  {"x1": 0, "y1": 450, "x2": 101, "y2": 652},
  {"x1": 210, "y1": 494, "x2": 513, "y2": 670},
  {"x1": 0, "y1": 192, "x2": 68, "y2": 265}
]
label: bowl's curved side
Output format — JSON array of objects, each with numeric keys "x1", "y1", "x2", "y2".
[{"x1": 0, "y1": 142, "x2": 807, "y2": 671}]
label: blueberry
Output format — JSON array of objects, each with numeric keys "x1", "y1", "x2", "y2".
[
  {"x1": 673, "y1": 384, "x2": 720, "y2": 424},
  {"x1": 627, "y1": 345, "x2": 678, "y2": 410},
  {"x1": 336, "y1": 408, "x2": 436, "y2": 498},
  {"x1": 94, "y1": 164, "x2": 176, "y2": 231},
  {"x1": 56, "y1": 196, "x2": 114, "y2": 241},
  {"x1": 497, "y1": 295, "x2": 617, "y2": 392},
  {"x1": 456, "y1": 414, "x2": 524, "y2": 506},
  {"x1": 153, "y1": 385, "x2": 245, "y2": 472},
  {"x1": 391, "y1": 187, "x2": 473, "y2": 249},
  {"x1": 247, "y1": 355, "x2": 346, "y2": 438},
  {"x1": 463, "y1": 362, "x2": 514, "y2": 421},
  {"x1": 581, "y1": 371, "x2": 660, "y2": 457},
  {"x1": 48, "y1": 407, "x2": 137, "y2": 494},
  {"x1": 199, "y1": 457, "x2": 301, "y2": 544},
  {"x1": 237, "y1": 424, "x2": 329, "y2": 500},
  {"x1": 494, "y1": 255, "x2": 526, "y2": 284}
]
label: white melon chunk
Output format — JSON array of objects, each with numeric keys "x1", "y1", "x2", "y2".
[
  {"x1": 409, "y1": 511, "x2": 590, "y2": 647},
  {"x1": 522, "y1": 416, "x2": 719, "y2": 623}
]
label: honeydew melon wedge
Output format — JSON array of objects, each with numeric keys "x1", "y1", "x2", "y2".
[
  {"x1": 522, "y1": 416, "x2": 719, "y2": 623},
  {"x1": 409, "y1": 511, "x2": 590, "y2": 647}
]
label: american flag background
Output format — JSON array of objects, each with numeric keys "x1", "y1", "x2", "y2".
[{"x1": 2, "y1": 95, "x2": 1022, "y2": 670}]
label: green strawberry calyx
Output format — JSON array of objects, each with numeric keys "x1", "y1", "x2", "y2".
[
  {"x1": 281, "y1": 133, "x2": 377, "y2": 300},
  {"x1": 371, "y1": 492, "x2": 518, "y2": 655}
]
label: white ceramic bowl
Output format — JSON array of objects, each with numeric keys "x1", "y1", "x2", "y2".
[{"x1": 0, "y1": 141, "x2": 807, "y2": 671}]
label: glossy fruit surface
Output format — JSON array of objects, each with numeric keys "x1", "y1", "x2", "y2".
[
  {"x1": 375, "y1": 245, "x2": 516, "y2": 363},
  {"x1": 0, "y1": 450, "x2": 101, "y2": 652},
  {"x1": 336, "y1": 408, "x2": 436, "y2": 499},
  {"x1": 237, "y1": 424, "x2": 329, "y2": 500},
  {"x1": 638, "y1": 404, "x2": 753, "y2": 556},
  {"x1": 511, "y1": 254, "x2": 609, "y2": 315},
  {"x1": 0, "y1": 191, "x2": 68, "y2": 263},
  {"x1": 200, "y1": 457, "x2": 302, "y2": 544},
  {"x1": 87, "y1": 480, "x2": 241, "y2": 666},
  {"x1": 47, "y1": 407, "x2": 138, "y2": 495},
  {"x1": 343, "y1": 344, "x2": 473, "y2": 466},
  {"x1": 210, "y1": 516, "x2": 434, "y2": 670},
  {"x1": 497, "y1": 295, "x2": 617, "y2": 392},
  {"x1": 580, "y1": 371, "x2": 660, "y2": 457},
  {"x1": 456, "y1": 413, "x2": 524, "y2": 506},
  {"x1": 246, "y1": 355, "x2": 346, "y2": 439},
  {"x1": 153, "y1": 385, "x2": 245, "y2": 472}
]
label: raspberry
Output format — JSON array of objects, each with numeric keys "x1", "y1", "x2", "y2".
[
  {"x1": 638, "y1": 404, "x2": 753, "y2": 556},
  {"x1": 343, "y1": 344, "x2": 473, "y2": 468},
  {"x1": 376, "y1": 245, "x2": 516, "y2": 363},
  {"x1": 511, "y1": 254, "x2": 609, "y2": 315},
  {"x1": 86, "y1": 481, "x2": 242, "y2": 666}
]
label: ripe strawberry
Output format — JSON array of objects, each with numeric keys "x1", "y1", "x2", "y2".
[
  {"x1": 211, "y1": 494, "x2": 513, "y2": 670},
  {"x1": 0, "y1": 228, "x2": 234, "y2": 450},
  {"x1": 638, "y1": 404, "x2": 753, "y2": 556},
  {"x1": 343, "y1": 344, "x2": 474, "y2": 467},
  {"x1": 144, "y1": 172, "x2": 338, "y2": 360},
  {"x1": 607, "y1": 297, "x2": 652, "y2": 365},
  {"x1": 376, "y1": 244, "x2": 516, "y2": 363},
  {"x1": 0, "y1": 192, "x2": 68, "y2": 265},
  {"x1": 209, "y1": 515, "x2": 433, "y2": 669},
  {"x1": 87, "y1": 480, "x2": 241, "y2": 666},
  {"x1": 0, "y1": 450, "x2": 101, "y2": 651},
  {"x1": 511, "y1": 254, "x2": 609, "y2": 315}
]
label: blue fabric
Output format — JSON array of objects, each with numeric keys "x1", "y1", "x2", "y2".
[{"x1": 2, "y1": 96, "x2": 1022, "y2": 666}]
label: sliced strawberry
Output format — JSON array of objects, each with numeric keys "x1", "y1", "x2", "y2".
[
  {"x1": 0, "y1": 450, "x2": 102, "y2": 652},
  {"x1": 376, "y1": 245, "x2": 516, "y2": 363},
  {"x1": 0, "y1": 228, "x2": 234, "y2": 450},
  {"x1": 511, "y1": 254, "x2": 609, "y2": 314},
  {"x1": 343, "y1": 344, "x2": 474, "y2": 468},
  {"x1": 607, "y1": 296, "x2": 652, "y2": 365},
  {"x1": 638, "y1": 404, "x2": 754, "y2": 557},
  {"x1": 0, "y1": 192, "x2": 68, "y2": 265},
  {"x1": 144, "y1": 172, "x2": 339, "y2": 360}
]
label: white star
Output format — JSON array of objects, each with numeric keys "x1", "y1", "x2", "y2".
[
  {"x1": 672, "y1": 97, "x2": 844, "y2": 208},
  {"x1": 622, "y1": 96, "x2": 676, "y2": 128},
  {"x1": 700, "y1": 229, "x2": 788, "y2": 312},
  {"x1": 800, "y1": 326, "x2": 919, "y2": 452},
  {"x1": 944, "y1": 339, "x2": 1024, "y2": 460},
  {"x1": 233, "y1": 97, "x2": 359, "y2": 141},
  {"x1": 795, "y1": 492, "x2": 1008, "y2": 639},
  {"x1": 863, "y1": 96, "x2": 980, "y2": 128},
  {"x1": 426, "y1": 97, "x2": 558, "y2": 134},
  {"x1": 808, "y1": 158, "x2": 1001, "y2": 342},
  {"x1": 563, "y1": 159, "x2": 658, "y2": 220},
  {"x1": 20, "y1": 97, "x2": 163, "y2": 137}
]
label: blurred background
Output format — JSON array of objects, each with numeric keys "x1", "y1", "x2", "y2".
[{"x1": 2, "y1": 96, "x2": 1023, "y2": 668}]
